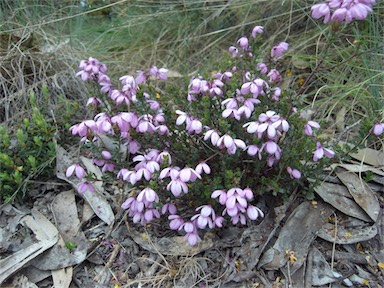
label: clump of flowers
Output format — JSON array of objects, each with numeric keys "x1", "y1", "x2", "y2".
[
  {"x1": 67, "y1": 19, "x2": 348, "y2": 245},
  {"x1": 311, "y1": 0, "x2": 376, "y2": 24}
]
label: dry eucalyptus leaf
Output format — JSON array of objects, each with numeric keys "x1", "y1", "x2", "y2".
[
  {"x1": 349, "y1": 147, "x2": 384, "y2": 168},
  {"x1": 314, "y1": 182, "x2": 371, "y2": 222},
  {"x1": 52, "y1": 266, "x2": 73, "y2": 288},
  {"x1": 258, "y1": 201, "x2": 334, "y2": 273},
  {"x1": 317, "y1": 222, "x2": 377, "y2": 244},
  {"x1": 31, "y1": 190, "x2": 88, "y2": 271},
  {"x1": 0, "y1": 210, "x2": 59, "y2": 285},
  {"x1": 311, "y1": 247, "x2": 342, "y2": 286},
  {"x1": 335, "y1": 167, "x2": 380, "y2": 222},
  {"x1": 331, "y1": 163, "x2": 384, "y2": 177},
  {"x1": 56, "y1": 145, "x2": 114, "y2": 225}
]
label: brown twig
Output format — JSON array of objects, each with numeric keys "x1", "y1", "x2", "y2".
[{"x1": 93, "y1": 244, "x2": 121, "y2": 283}]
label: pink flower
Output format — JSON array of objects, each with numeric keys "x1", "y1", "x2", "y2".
[
  {"x1": 77, "y1": 181, "x2": 94, "y2": 193},
  {"x1": 137, "y1": 187, "x2": 159, "y2": 203},
  {"x1": 149, "y1": 66, "x2": 168, "y2": 80},
  {"x1": 311, "y1": 3, "x2": 331, "y2": 23},
  {"x1": 204, "y1": 129, "x2": 221, "y2": 146},
  {"x1": 66, "y1": 164, "x2": 86, "y2": 179},
  {"x1": 69, "y1": 120, "x2": 96, "y2": 137},
  {"x1": 267, "y1": 69, "x2": 282, "y2": 82},
  {"x1": 271, "y1": 42, "x2": 289, "y2": 60},
  {"x1": 169, "y1": 215, "x2": 184, "y2": 230},
  {"x1": 167, "y1": 179, "x2": 188, "y2": 197},
  {"x1": 237, "y1": 37, "x2": 249, "y2": 50},
  {"x1": 228, "y1": 46, "x2": 239, "y2": 58},
  {"x1": 257, "y1": 63, "x2": 268, "y2": 74},
  {"x1": 251, "y1": 26, "x2": 264, "y2": 38},
  {"x1": 195, "y1": 162, "x2": 211, "y2": 175},
  {"x1": 313, "y1": 142, "x2": 335, "y2": 161},
  {"x1": 179, "y1": 166, "x2": 201, "y2": 182},
  {"x1": 247, "y1": 205, "x2": 264, "y2": 220},
  {"x1": 372, "y1": 122, "x2": 384, "y2": 136},
  {"x1": 287, "y1": 167, "x2": 302, "y2": 179},
  {"x1": 211, "y1": 189, "x2": 227, "y2": 205},
  {"x1": 86, "y1": 97, "x2": 102, "y2": 108},
  {"x1": 191, "y1": 205, "x2": 216, "y2": 229},
  {"x1": 162, "y1": 202, "x2": 177, "y2": 215},
  {"x1": 304, "y1": 121, "x2": 320, "y2": 136}
]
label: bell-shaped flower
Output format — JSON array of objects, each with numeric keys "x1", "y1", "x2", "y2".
[
  {"x1": 271, "y1": 42, "x2": 289, "y2": 60},
  {"x1": 247, "y1": 205, "x2": 264, "y2": 220},
  {"x1": 204, "y1": 129, "x2": 221, "y2": 146},
  {"x1": 195, "y1": 162, "x2": 211, "y2": 175},
  {"x1": 313, "y1": 142, "x2": 335, "y2": 161},
  {"x1": 66, "y1": 164, "x2": 87, "y2": 179},
  {"x1": 137, "y1": 187, "x2": 159, "y2": 203},
  {"x1": 372, "y1": 123, "x2": 384, "y2": 136},
  {"x1": 251, "y1": 26, "x2": 264, "y2": 38}
]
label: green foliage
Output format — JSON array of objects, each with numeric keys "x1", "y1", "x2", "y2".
[{"x1": 0, "y1": 91, "x2": 57, "y2": 203}]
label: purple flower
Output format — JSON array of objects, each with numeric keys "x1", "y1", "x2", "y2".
[
  {"x1": 313, "y1": 142, "x2": 335, "y2": 161},
  {"x1": 86, "y1": 97, "x2": 102, "y2": 108},
  {"x1": 372, "y1": 122, "x2": 384, "y2": 136},
  {"x1": 251, "y1": 26, "x2": 264, "y2": 38},
  {"x1": 191, "y1": 205, "x2": 216, "y2": 229},
  {"x1": 257, "y1": 63, "x2": 268, "y2": 74},
  {"x1": 237, "y1": 37, "x2": 249, "y2": 50},
  {"x1": 271, "y1": 42, "x2": 289, "y2": 60},
  {"x1": 247, "y1": 205, "x2": 264, "y2": 220},
  {"x1": 76, "y1": 57, "x2": 107, "y2": 81},
  {"x1": 167, "y1": 179, "x2": 188, "y2": 197},
  {"x1": 304, "y1": 121, "x2": 320, "y2": 136},
  {"x1": 137, "y1": 187, "x2": 159, "y2": 203},
  {"x1": 179, "y1": 166, "x2": 201, "y2": 182},
  {"x1": 66, "y1": 164, "x2": 86, "y2": 179},
  {"x1": 150, "y1": 66, "x2": 168, "y2": 80},
  {"x1": 211, "y1": 189, "x2": 228, "y2": 205},
  {"x1": 311, "y1": 3, "x2": 331, "y2": 23},
  {"x1": 228, "y1": 46, "x2": 239, "y2": 58},
  {"x1": 180, "y1": 221, "x2": 200, "y2": 246},
  {"x1": 267, "y1": 69, "x2": 282, "y2": 82},
  {"x1": 168, "y1": 215, "x2": 184, "y2": 230},
  {"x1": 162, "y1": 202, "x2": 177, "y2": 215},
  {"x1": 195, "y1": 162, "x2": 211, "y2": 175},
  {"x1": 69, "y1": 120, "x2": 96, "y2": 137},
  {"x1": 287, "y1": 167, "x2": 302, "y2": 179},
  {"x1": 77, "y1": 181, "x2": 94, "y2": 193},
  {"x1": 216, "y1": 134, "x2": 246, "y2": 155},
  {"x1": 135, "y1": 70, "x2": 147, "y2": 84},
  {"x1": 204, "y1": 129, "x2": 221, "y2": 146}
]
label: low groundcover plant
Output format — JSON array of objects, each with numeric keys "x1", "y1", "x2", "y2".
[{"x1": 67, "y1": 1, "x2": 379, "y2": 246}]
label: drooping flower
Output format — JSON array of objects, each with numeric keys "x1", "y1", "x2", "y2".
[
  {"x1": 66, "y1": 164, "x2": 87, "y2": 179},
  {"x1": 149, "y1": 66, "x2": 168, "y2": 80},
  {"x1": 237, "y1": 37, "x2": 249, "y2": 51},
  {"x1": 287, "y1": 167, "x2": 302, "y2": 179},
  {"x1": 304, "y1": 121, "x2": 320, "y2": 136},
  {"x1": 372, "y1": 122, "x2": 384, "y2": 136},
  {"x1": 251, "y1": 26, "x2": 264, "y2": 38},
  {"x1": 271, "y1": 42, "x2": 289, "y2": 60},
  {"x1": 313, "y1": 142, "x2": 335, "y2": 161}
]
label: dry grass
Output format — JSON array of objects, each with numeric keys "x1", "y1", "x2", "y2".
[{"x1": 0, "y1": 26, "x2": 89, "y2": 127}]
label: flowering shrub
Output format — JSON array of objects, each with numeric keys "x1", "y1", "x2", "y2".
[{"x1": 67, "y1": 1, "x2": 379, "y2": 245}]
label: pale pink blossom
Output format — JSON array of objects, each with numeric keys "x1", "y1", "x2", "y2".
[
  {"x1": 313, "y1": 142, "x2": 335, "y2": 161},
  {"x1": 66, "y1": 164, "x2": 86, "y2": 179},
  {"x1": 251, "y1": 26, "x2": 264, "y2": 38}
]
